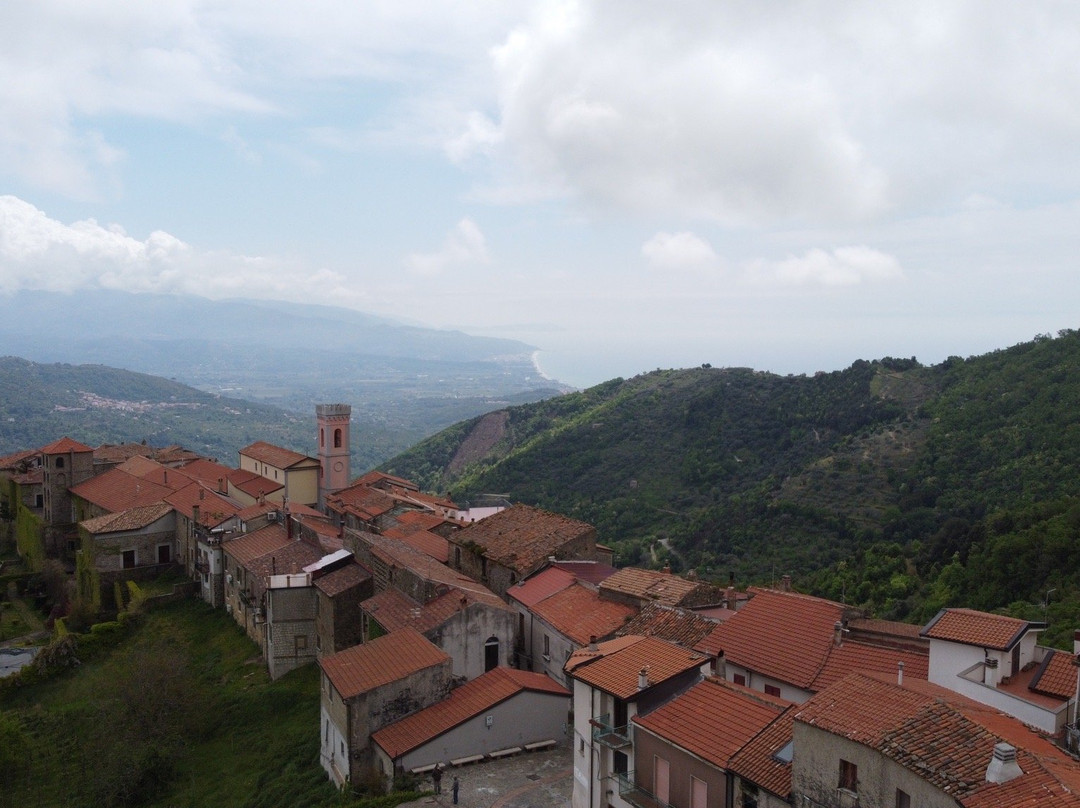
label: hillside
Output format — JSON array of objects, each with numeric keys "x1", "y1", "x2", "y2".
[
  {"x1": 0, "y1": 290, "x2": 570, "y2": 461},
  {"x1": 382, "y1": 330, "x2": 1080, "y2": 638},
  {"x1": 0, "y1": 357, "x2": 314, "y2": 466}
]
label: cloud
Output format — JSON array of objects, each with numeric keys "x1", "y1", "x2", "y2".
[
  {"x1": 745, "y1": 246, "x2": 904, "y2": 287},
  {"x1": 642, "y1": 231, "x2": 719, "y2": 271},
  {"x1": 0, "y1": 194, "x2": 367, "y2": 304},
  {"x1": 404, "y1": 218, "x2": 490, "y2": 276}
]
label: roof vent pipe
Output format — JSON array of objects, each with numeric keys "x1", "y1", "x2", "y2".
[
  {"x1": 588, "y1": 636, "x2": 598, "y2": 652},
  {"x1": 715, "y1": 650, "x2": 726, "y2": 681},
  {"x1": 985, "y1": 743, "x2": 1022, "y2": 784},
  {"x1": 897, "y1": 661, "x2": 904, "y2": 687},
  {"x1": 638, "y1": 667, "x2": 649, "y2": 691}
]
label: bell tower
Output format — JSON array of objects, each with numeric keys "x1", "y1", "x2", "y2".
[{"x1": 316, "y1": 403, "x2": 351, "y2": 508}]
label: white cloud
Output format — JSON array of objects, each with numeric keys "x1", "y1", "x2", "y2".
[
  {"x1": 745, "y1": 246, "x2": 904, "y2": 287},
  {"x1": 0, "y1": 194, "x2": 369, "y2": 305},
  {"x1": 642, "y1": 231, "x2": 719, "y2": 271},
  {"x1": 404, "y1": 218, "x2": 491, "y2": 277}
]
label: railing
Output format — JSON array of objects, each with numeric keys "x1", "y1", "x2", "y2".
[
  {"x1": 590, "y1": 714, "x2": 632, "y2": 748},
  {"x1": 613, "y1": 771, "x2": 671, "y2": 808}
]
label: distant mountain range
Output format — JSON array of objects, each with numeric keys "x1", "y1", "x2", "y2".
[
  {"x1": 381, "y1": 329, "x2": 1080, "y2": 644},
  {"x1": 0, "y1": 289, "x2": 571, "y2": 466}
]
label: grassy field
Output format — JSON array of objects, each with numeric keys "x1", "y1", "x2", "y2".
[{"x1": 0, "y1": 597, "x2": 421, "y2": 808}]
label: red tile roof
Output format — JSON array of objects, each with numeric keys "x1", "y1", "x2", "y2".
[
  {"x1": 353, "y1": 470, "x2": 419, "y2": 491},
  {"x1": 551, "y1": 560, "x2": 618, "y2": 585},
  {"x1": 70, "y1": 469, "x2": 173, "y2": 513},
  {"x1": 164, "y1": 483, "x2": 240, "y2": 528},
  {"x1": 327, "y1": 483, "x2": 397, "y2": 521},
  {"x1": 810, "y1": 639, "x2": 929, "y2": 692},
  {"x1": 795, "y1": 672, "x2": 1080, "y2": 806},
  {"x1": 40, "y1": 437, "x2": 93, "y2": 454},
  {"x1": 239, "y1": 441, "x2": 315, "y2": 468},
  {"x1": 532, "y1": 582, "x2": 636, "y2": 645},
  {"x1": 0, "y1": 448, "x2": 39, "y2": 470},
  {"x1": 635, "y1": 677, "x2": 790, "y2": 768},
  {"x1": 245, "y1": 539, "x2": 321, "y2": 578},
  {"x1": 364, "y1": 585, "x2": 512, "y2": 635},
  {"x1": 176, "y1": 458, "x2": 234, "y2": 489},
  {"x1": 617, "y1": 603, "x2": 718, "y2": 649},
  {"x1": 314, "y1": 562, "x2": 370, "y2": 597},
  {"x1": 450, "y1": 504, "x2": 595, "y2": 575},
  {"x1": 695, "y1": 588, "x2": 846, "y2": 690},
  {"x1": 1029, "y1": 650, "x2": 1079, "y2": 700},
  {"x1": 507, "y1": 567, "x2": 577, "y2": 609},
  {"x1": 382, "y1": 524, "x2": 449, "y2": 564},
  {"x1": 223, "y1": 523, "x2": 291, "y2": 565},
  {"x1": 728, "y1": 705, "x2": 795, "y2": 800},
  {"x1": 80, "y1": 502, "x2": 175, "y2": 534},
  {"x1": 319, "y1": 628, "x2": 450, "y2": 700},
  {"x1": 598, "y1": 567, "x2": 712, "y2": 607},
  {"x1": 372, "y1": 666, "x2": 569, "y2": 759},
  {"x1": 921, "y1": 608, "x2": 1036, "y2": 651},
  {"x1": 230, "y1": 468, "x2": 284, "y2": 499},
  {"x1": 565, "y1": 635, "x2": 708, "y2": 700}
]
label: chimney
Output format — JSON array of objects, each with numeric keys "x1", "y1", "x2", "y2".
[
  {"x1": 726, "y1": 586, "x2": 737, "y2": 611},
  {"x1": 638, "y1": 667, "x2": 649, "y2": 691},
  {"x1": 834, "y1": 620, "x2": 845, "y2": 647},
  {"x1": 1073, "y1": 630, "x2": 1080, "y2": 655},
  {"x1": 662, "y1": 564, "x2": 671, "y2": 575},
  {"x1": 780, "y1": 574, "x2": 791, "y2": 592},
  {"x1": 588, "y1": 635, "x2": 598, "y2": 652},
  {"x1": 897, "y1": 661, "x2": 904, "y2": 686},
  {"x1": 715, "y1": 650, "x2": 726, "y2": 681},
  {"x1": 985, "y1": 743, "x2": 1022, "y2": 784}
]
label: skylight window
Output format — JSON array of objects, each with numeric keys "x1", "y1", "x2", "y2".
[{"x1": 772, "y1": 741, "x2": 793, "y2": 764}]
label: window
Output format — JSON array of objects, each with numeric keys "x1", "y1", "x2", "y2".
[
  {"x1": 122, "y1": 550, "x2": 136, "y2": 569},
  {"x1": 296, "y1": 635, "x2": 308, "y2": 651},
  {"x1": 733, "y1": 673, "x2": 746, "y2": 686},
  {"x1": 55, "y1": 456, "x2": 64, "y2": 469},
  {"x1": 334, "y1": 428, "x2": 342, "y2": 448},
  {"x1": 543, "y1": 634, "x2": 551, "y2": 658},
  {"x1": 895, "y1": 789, "x2": 911, "y2": 808},
  {"x1": 35, "y1": 494, "x2": 43, "y2": 508},
  {"x1": 772, "y1": 741, "x2": 794, "y2": 764},
  {"x1": 690, "y1": 776, "x2": 707, "y2": 808},
  {"x1": 839, "y1": 759, "x2": 858, "y2": 793},
  {"x1": 157, "y1": 544, "x2": 171, "y2": 564},
  {"x1": 613, "y1": 751, "x2": 628, "y2": 775},
  {"x1": 764, "y1": 684, "x2": 781, "y2": 697},
  {"x1": 320, "y1": 428, "x2": 325, "y2": 448}
]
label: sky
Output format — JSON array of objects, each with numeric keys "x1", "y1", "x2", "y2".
[{"x1": 1, "y1": 1, "x2": 1079, "y2": 388}]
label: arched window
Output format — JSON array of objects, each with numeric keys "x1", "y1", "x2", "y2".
[
  {"x1": 320, "y1": 428, "x2": 324, "y2": 448},
  {"x1": 334, "y1": 428, "x2": 342, "y2": 448},
  {"x1": 484, "y1": 636, "x2": 499, "y2": 672},
  {"x1": 55, "y1": 456, "x2": 65, "y2": 469}
]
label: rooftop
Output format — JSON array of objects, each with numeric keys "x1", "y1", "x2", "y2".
[
  {"x1": 507, "y1": 566, "x2": 577, "y2": 609},
  {"x1": 531, "y1": 582, "x2": 636, "y2": 645},
  {"x1": 319, "y1": 628, "x2": 450, "y2": 700},
  {"x1": 80, "y1": 502, "x2": 175, "y2": 534},
  {"x1": 450, "y1": 504, "x2": 595, "y2": 575},
  {"x1": 70, "y1": 468, "x2": 174, "y2": 513},
  {"x1": 921, "y1": 608, "x2": 1040, "y2": 651},
  {"x1": 239, "y1": 440, "x2": 316, "y2": 469},
  {"x1": 40, "y1": 436, "x2": 93, "y2": 454},
  {"x1": 617, "y1": 603, "x2": 718, "y2": 650},
  {"x1": 598, "y1": 567, "x2": 712, "y2": 607},
  {"x1": 565, "y1": 635, "x2": 708, "y2": 700}
]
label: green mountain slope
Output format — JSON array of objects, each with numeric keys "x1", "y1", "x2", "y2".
[
  {"x1": 0, "y1": 356, "x2": 314, "y2": 465},
  {"x1": 382, "y1": 330, "x2": 1080, "y2": 636}
]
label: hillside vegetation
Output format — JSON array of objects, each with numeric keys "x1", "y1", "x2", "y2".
[
  {"x1": 0, "y1": 598, "x2": 410, "y2": 808},
  {"x1": 383, "y1": 330, "x2": 1080, "y2": 643}
]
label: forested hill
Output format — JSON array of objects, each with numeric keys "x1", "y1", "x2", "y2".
[
  {"x1": 382, "y1": 330, "x2": 1080, "y2": 644},
  {"x1": 0, "y1": 357, "x2": 312, "y2": 465}
]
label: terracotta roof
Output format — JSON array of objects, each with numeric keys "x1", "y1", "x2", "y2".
[
  {"x1": 810, "y1": 639, "x2": 929, "y2": 692},
  {"x1": 695, "y1": 587, "x2": 846, "y2": 690},
  {"x1": 532, "y1": 582, "x2": 636, "y2": 645},
  {"x1": 1030, "y1": 650, "x2": 1079, "y2": 700},
  {"x1": 617, "y1": 603, "x2": 718, "y2": 649},
  {"x1": 921, "y1": 608, "x2": 1038, "y2": 651},
  {"x1": 239, "y1": 441, "x2": 315, "y2": 469},
  {"x1": 396, "y1": 510, "x2": 453, "y2": 532},
  {"x1": 382, "y1": 524, "x2": 449, "y2": 564},
  {"x1": 319, "y1": 627, "x2": 450, "y2": 700},
  {"x1": 223, "y1": 523, "x2": 291, "y2": 565},
  {"x1": 245, "y1": 539, "x2": 321, "y2": 578},
  {"x1": 796, "y1": 672, "x2": 1080, "y2": 806},
  {"x1": 327, "y1": 483, "x2": 397, "y2": 520},
  {"x1": 598, "y1": 567, "x2": 709, "y2": 607},
  {"x1": 70, "y1": 469, "x2": 173, "y2": 513},
  {"x1": 352, "y1": 470, "x2": 419, "y2": 491},
  {"x1": 230, "y1": 468, "x2": 284, "y2": 499},
  {"x1": 40, "y1": 437, "x2": 93, "y2": 454},
  {"x1": 115, "y1": 456, "x2": 194, "y2": 489},
  {"x1": 236, "y1": 501, "x2": 278, "y2": 520},
  {"x1": 565, "y1": 635, "x2": 643, "y2": 673},
  {"x1": 847, "y1": 617, "x2": 923, "y2": 638},
  {"x1": 372, "y1": 666, "x2": 569, "y2": 760},
  {"x1": 0, "y1": 448, "x2": 39, "y2": 470},
  {"x1": 383, "y1": 484, "x2": 457, "y2": 512},
  {"x1": 551, "y1": 560, "x2": 618, "y2": 585},
  {"x1": 728, "y1": 705, "x2": 795, "y2": 800},
  {"x1": 565, "y1": 635, "x2": 708, "y2": 699},
  {"x1": 364, "y1": 585, "x2": 511, "y2": 635},
  {"x1": 635, "y1": 677, "x2": 790, "y2": 768},
  {"x1": 508, "y1": 567, "x2": 577, "y2": 608},
  {"x1": 164, "y1": 483, "x2": 240, "y2": 527},
  {"x1": 450, "y1": 504, "x2": 595, "y2": 575},
  {"x1": 176, "y1": 458, "x2": 234, "y2": 489},
  {"x1": 314, "y1": 562, "x2": 370, "y2": 597},
  {"x1": 80, "y1": 502, "x2": 174, "y2": 534}
]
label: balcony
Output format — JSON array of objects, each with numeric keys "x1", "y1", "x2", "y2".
[
  {"x1": 590, "y1": 713, "x2": 632, "y2": 749},
  {"x1": 193, "y1": 560, "x2": 210, "y2": 575},
  {"x1": 613, "y1": 771, "x2": 671, "y2": 808}
]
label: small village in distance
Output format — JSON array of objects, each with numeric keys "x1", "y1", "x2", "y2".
[{"x1": 3, "y1": 403, "x2": 1080, "y2": 808}]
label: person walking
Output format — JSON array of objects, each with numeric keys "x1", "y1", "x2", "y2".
[
  {"x1": 432, "y1": 763, "x2": 443, "y2": 794},
  {"x1": 452, "y1": 775, "x2": 460, "y2": 805}
]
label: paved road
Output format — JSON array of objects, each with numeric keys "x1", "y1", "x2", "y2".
[{"x1": 400, "y1": 744, "x2": 572, "y2": 808}]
